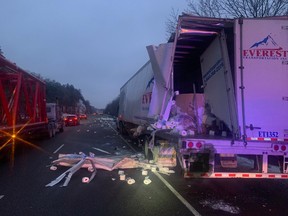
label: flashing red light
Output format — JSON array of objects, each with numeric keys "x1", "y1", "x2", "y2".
[
  {"x1": 281, "y1": 145, "x2": 286, "y2": 151},
  {"x1": 274, "y1": 145, "x2": 279, "y2": 151},
  {"x1": 187, "y1": 141, "x2": 194, "y2": 148},
  {"x1": 196, "y1": 142, "x2": 202, "y2": 148}
]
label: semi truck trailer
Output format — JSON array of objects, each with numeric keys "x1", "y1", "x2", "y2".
[
  {"x1": 117, "y1": 15, "x2": 288, "y2": 179},
  {"x1": 0, "y1": 54, "x2": 64, "y2": 155}
]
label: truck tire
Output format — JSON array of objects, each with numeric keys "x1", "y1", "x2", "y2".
[
  {"x1": 52, "y1": 127, "x2": 56, "y2": 137},
  {"x1": 48, "y1": 128, "x2": 53, "y2": 138},
  {"x1": 59, "y1": 125, "x2": 64, "y2": 133},
  {"x1": 47, "y1": 124, "x2": 54, "y2": 139},
  {"x1": 119, "y1": 122, "x2": 127, "y2": 135}
]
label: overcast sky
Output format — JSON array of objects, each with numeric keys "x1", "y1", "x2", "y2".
[{"x1": 0, "y1": 0, "x2": 187, "y2": 108}]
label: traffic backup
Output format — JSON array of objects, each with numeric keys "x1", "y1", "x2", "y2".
[{"x1": 117, "y1": 15, "x2": 288, "y2": 179}]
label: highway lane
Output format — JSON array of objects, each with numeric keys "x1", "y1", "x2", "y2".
[
  {"x1": 0, "y1": 116, "x2": 195, "y2": 216},
  {"x1": 1, "y1": 115, "x2": 288, "y2": 216}
]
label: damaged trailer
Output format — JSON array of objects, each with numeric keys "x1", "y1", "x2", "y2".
[{"x1": 117, "y1": 15, "x2": 288, "y2": 179}]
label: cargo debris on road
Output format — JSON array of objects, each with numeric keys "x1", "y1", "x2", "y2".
[{"x1": 46, "y1": 151, "x2": 175, "y2": 187}]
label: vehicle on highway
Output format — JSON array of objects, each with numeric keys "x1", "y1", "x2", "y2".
[
  {"x1": 63, "y1": 114, "x2": 80, "y2": 126},
  {"x1": 79, "y1": 113, "x2": 87, "y2": 120}
]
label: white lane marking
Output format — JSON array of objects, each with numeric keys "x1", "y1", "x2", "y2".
[
  {"x1": 92, "y1": 147, "x2": 111, "y2": 154},
  {"x1": 105, "y1": 121, "x2": 138, "y2": 153},
  {"x1": 154, "y1": 172, "x2": 202, "y2": 216},
  {"x1": 0, "y1": 195, "x2": 4, "y2": 200},
  {"x1": 53, "y1": 144, "x2": 65, "y2": 154}
]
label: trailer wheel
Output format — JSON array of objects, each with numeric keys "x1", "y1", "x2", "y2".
[
  {"x1": 52, "y1": 127, "x2": 56, "y2": 137},
  {"x1": 59, "y1": 126, "x2": 64, "y2": 133},
  {"x1": 47, "y1": 124, "x2": 54, "y2": 138},
  {"x1": 119, "y1": 122, "x2": 127, "y2": 135}
]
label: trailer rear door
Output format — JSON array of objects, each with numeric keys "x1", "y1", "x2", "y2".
[{"x1": 235, "y1": 18, "x2": 288, "y2": 141}]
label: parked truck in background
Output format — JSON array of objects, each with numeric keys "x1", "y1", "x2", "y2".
[
  {"x1": 0, "y1": 54, "x2": 64, "y2": 155},
  {"x1": 117, "y1": 15, "x2": 288, "y2": 179}
]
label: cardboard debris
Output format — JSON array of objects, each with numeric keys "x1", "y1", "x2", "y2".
[{"x1": 46, "y1": 152, "x2": 175, "y2": 187}]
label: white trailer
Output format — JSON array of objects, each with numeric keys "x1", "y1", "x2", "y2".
[
  {"x1": 46, "y1": 103, "x2": 64, "y2": 136},
  {"x1": 118, "y1": 15, "x2": 288, "y2": 179}
]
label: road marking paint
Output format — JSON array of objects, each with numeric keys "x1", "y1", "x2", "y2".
[
  {"x1": 154, "y1": 172, "x2": 202, "y2": 216},
  {"x1": 104, "y1": 118, "x2": 200, "y2": 214},
  {"x1": 92, "y1": 147, "x2": 111, "y2": 154},
  {"x1": 53, "y1": 144, "x2": 64, "y2": 154},
  {"x1": 0, "y1": 195, "x2": 4, "y2": 200}
]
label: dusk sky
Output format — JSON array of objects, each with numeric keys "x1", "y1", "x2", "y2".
[{"x1": 0, "y1": 0, "x2": 188, "y2": 108}]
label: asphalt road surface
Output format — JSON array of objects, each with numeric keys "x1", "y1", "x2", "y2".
[{"x1": 1, "y1": 115, "x2": 288, "y2": 216}]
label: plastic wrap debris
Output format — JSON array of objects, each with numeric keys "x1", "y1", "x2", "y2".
[{"x1": 46, "y1": 153, "x2": 97, "y2": 187}]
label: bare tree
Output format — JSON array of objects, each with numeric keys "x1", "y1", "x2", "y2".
[
  {"x1": 166, "y1": 0, "x2": 288, "y2": 37},
  {"x1": 165, "y1": 8, "x2": 180, "y2": 40},
  {"x1": 187, "y1": 0, "x2": 223, "y2": 17},
  {"x1": 186, "y1": 0, "x2": 288, "y2": 18}
]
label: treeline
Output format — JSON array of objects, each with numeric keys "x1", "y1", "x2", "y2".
[
  {"x1": 31, "y1": 72, "x2": 95, "y2": 114},
  {"x1": 104, "y1": 96, "x2": 119, "y2": 117},
  {"x1": 45, "y1": 79, "x2": 94, "y2": 114}
]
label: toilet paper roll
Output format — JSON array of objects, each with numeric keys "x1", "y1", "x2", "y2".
[
  {"x1": 50, "y1": 166, "x2": 57, "y2": 171},
  {"x1": 127, "y1": 178, "x2": 135, "y2": 185},
  {"x1": 144, "y1": 179, "x2": 152, "y2": 185},
  {"x1": 82, "y1": 177, "x2": 90, "y2": 183}
]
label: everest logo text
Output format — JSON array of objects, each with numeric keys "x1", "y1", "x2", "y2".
[{"x1": 243, "y1": 35, "x2": 288, "y2": 60}]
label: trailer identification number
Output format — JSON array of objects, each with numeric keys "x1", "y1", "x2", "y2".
[{"x1": 258, "y1": 131, "x2": 279, "y2": 138}]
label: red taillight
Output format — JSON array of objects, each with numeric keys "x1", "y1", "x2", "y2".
[
  {"x1": 274, "y1": 145, "x2": 279, "y2": 151},
  {"x1": 187, "y1": 142, "x2": 193, "y2": 148},
  {"x1": 74, "y1": 117, "x2": 78, "y2": 120},
  {"x1": 281, "y1": 145, "x2": 287, "y2": 151},
  {"x1": 196, "y1": 142, "x2": 202, "y2": 148}
]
